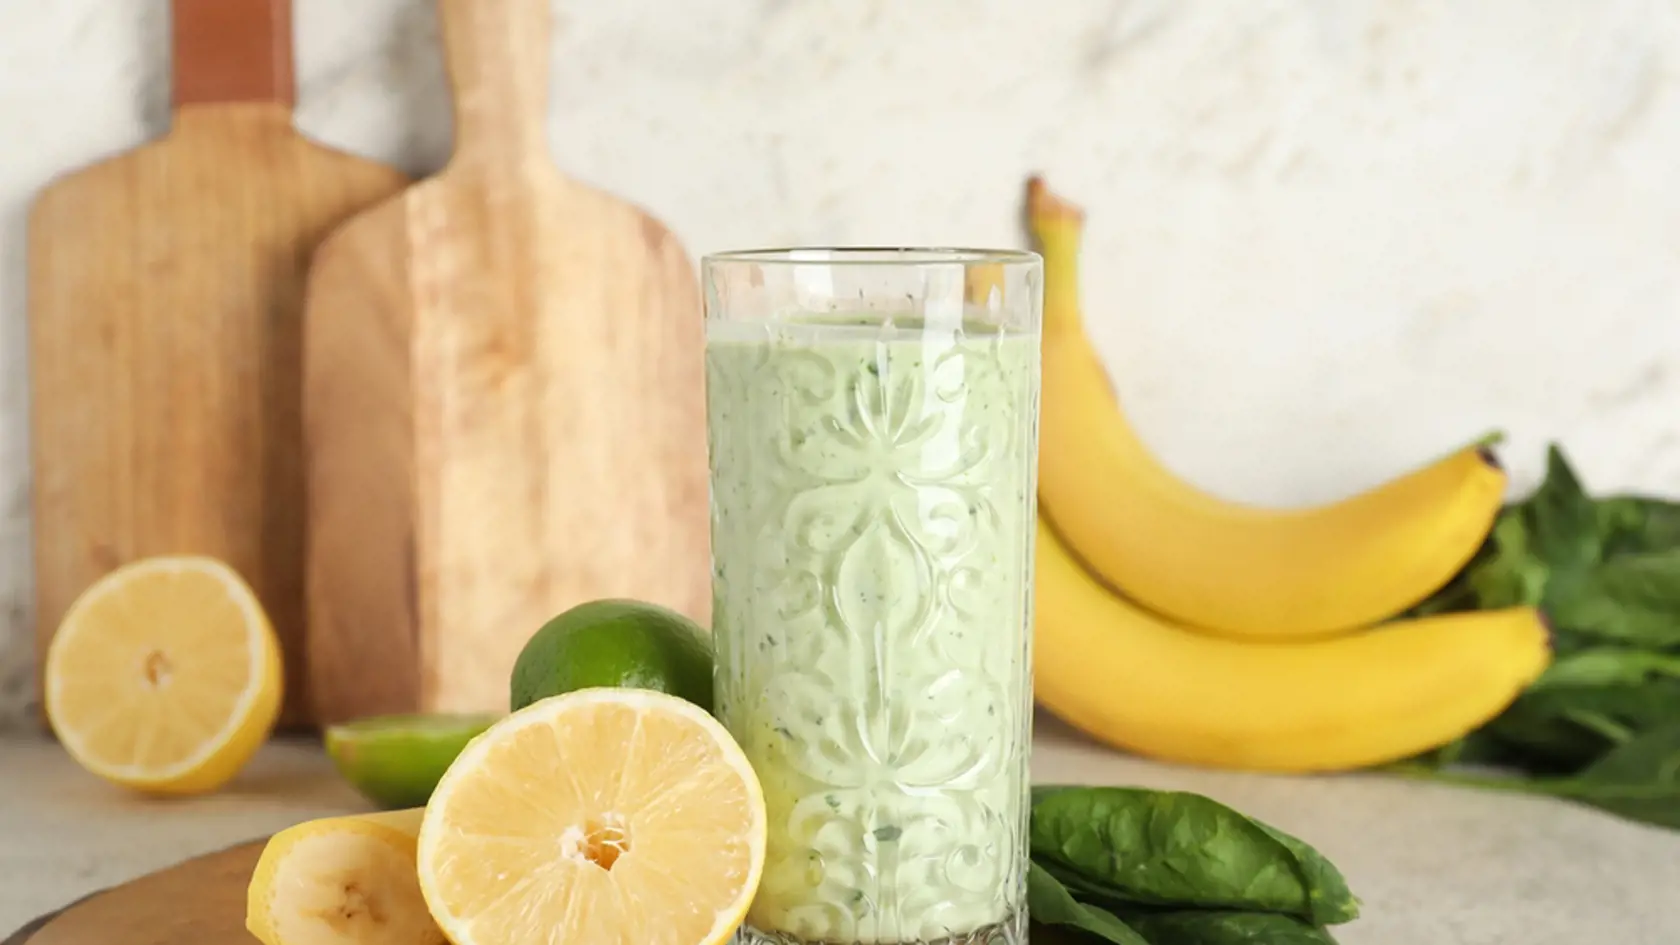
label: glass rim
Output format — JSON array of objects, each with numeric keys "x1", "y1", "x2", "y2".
[{"x1": 702, "y1": 246, "x2": 1041, "y2": 267}]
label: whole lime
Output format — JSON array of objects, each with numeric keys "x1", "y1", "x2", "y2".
[{"x1": 509, "y1": 599, "x2": 714, "y2": 712}]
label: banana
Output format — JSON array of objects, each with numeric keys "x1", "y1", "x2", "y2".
[
  {"x1": 247, "y1": 809, "x2": 445, "y2": 945},
  {"x1": 1033, "y1": 516, "x2": 1550, "y2": 772},
  {"x1": 1028, "y1": 176, "x2": 1507, "y2": 638}
]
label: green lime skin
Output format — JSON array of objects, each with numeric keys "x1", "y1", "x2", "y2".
[
  {"x1": 324, "y1": 713, "x2": 499, "y2": 810},
  {"x1": 509, "y1": 599, "x2": 714, "y2": 713}
]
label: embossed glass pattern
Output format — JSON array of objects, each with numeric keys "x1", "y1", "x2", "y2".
[{"x1": 703, "y1": 249, "x2": 1042, "y2": 945}]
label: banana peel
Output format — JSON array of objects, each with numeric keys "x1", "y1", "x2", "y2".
[
  {"x1": 247, "y1": 809, "x2": 444, "y2": 945},
  {"x1": 1034, "y1": 516, "x2": 1551, "y2": 771},
  {"x1": 1027, "y1": 176, "x2": 1507, "y2": 638}
]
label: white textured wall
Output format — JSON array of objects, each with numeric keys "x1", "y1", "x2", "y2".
[{"x1": 3, "y1": 0, "x2": 1679, "y2": 725}]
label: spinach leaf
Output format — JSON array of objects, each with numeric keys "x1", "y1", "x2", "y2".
[
  {"x1": 1545, "y1": 549, "x2": 1680, "y2": 647},
  {"x1": 1390, "y1": 722, "x2": 1680, "y2": 830},
  {"x1": 1467, "y1": 514, "x2": 1550, "y2": 609},
  {"x1": 1036, "y1": 861, "x2": 1146, "y2": 913},
  {"x1": 1563, "y1": 709, "x2": 1634, "y2": 744},
  {"x1": 1484, "y1": 680, "x2": 1680, "y2": 771},
  {"x1": 1596, "y1": 495, "x2": 1680, "y2": 557},
  {"x1": 1546, "y1": 627, "x2": 1618, "y2": 660},
  {"x1": 1391, "y1": 443, "x2": 1680, "y2": 830},
  {"x1": 1412, "y1": 446, "x2": 1604, "y2": 617},
  {"x1": 1450, "y1": 445, "x2": 1593, "y2": 611},
  {"x1": 1030, "y1": 787, "x2": 1359, "y2": 925},
  {"x1": 1425, "y1": 445, "x2": 1680, "y2": 620},
  {"x1": 1401, "y1": 729, "x2": 1523, "y2": 770},
  {"x1": 1551, "y1": 720, "x2": 1680, "y2": 829},
  {"x1": 1033, "y1": 784, "x2": 1079, "y2": 806},
  {"x1": 1035, "y1": 863, "x2": 1341, "y2": 943},
  {"x1": 1026, "y1": 862, "x2": 1148, "y2": 945},
  {"x1": 1535, "y1": 647, "x2": 1680, "y2": 688},
  {"x1": 1251, "y1": 822, "x2": 1358, "y2": 920},
  {"x1": 1523, "y1": 444, "x2": 1599, "y2": 570},
  {"x1": 1476, "y1": 648, "x2": 1680, "y2": 771},
  {"x1": 1121, "y1": 911, "x2": 1338, "y2": 945}
]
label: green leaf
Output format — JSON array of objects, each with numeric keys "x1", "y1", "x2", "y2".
[
  {"x1": 1547, "y1": 627, "x2": 1619, "y2": 660},
  {"x1": 1412, "y1": 444, "x2": 1603, "y2": 618},
  {"x1": 1596, "y1": 495, "x2": 1680, "y2": 557},
  {"x1": 1384, "y1": 444, "x2": 1680, "y2": 831},
  {"x1": 1544, "y1": 549, "x2": 1680, "y2": 647},
  {"x1": 1523, "y1": 444, "x2": 1599, "y2": 570},
  {"x1": 1252, "y1": 823, "x2": 1359, "y2": 921},
  {"x1": 1033, "y1": 784, "x2": 1079, "y2": 806},
  {"x1": 1390, "y1": 722, "x2": 1680, "y2": 831},
  {"x1": 1552, "y1": 720, "x2": 1680, "y2": 829},
  {"x1": 1487, "y1": 648, "x2": 1680, "y2": 771},
  {"x1": 1026, "y1": 863, "x2": 1149, "y2": 945},
  {"x1": 1485, "y1": 679, "x2": 1680, "y2": 771},
  {"x1": 1561, "y1": 709, "x2": 1633, "y2": 744},
  {"x1": 1442, "y1": 444, "x2": 1586, "y2": 613},
  {"x1": 1034, "y1": 865, "x2": 1342, "y2": 944},
  {"x1": 1534, "y1": 647, "x2": 1680, "y2": 689},
  {"x1": 1036, "y1": 861, "x2": 1148, "y2": 913},
  {"x1": 1467, "y1": 514, "x2": 1550, "y2": 609},
  {"x1": 1120, "y1": 911, "x2": 1339, "y2": 945},
  {"x1": 1400, "y1": 730, "x2": 1520, "y2": 770},
  {"x1": 1030, "y1": 787, "x2": 1359, "y2": 925}
]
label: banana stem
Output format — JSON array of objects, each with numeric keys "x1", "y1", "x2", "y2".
[{"x1": 1026, "y1": 176, "x2": 1086, "y2": 335}]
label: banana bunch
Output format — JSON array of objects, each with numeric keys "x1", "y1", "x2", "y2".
[{"x1": 1026, "y1": 178, "x2": 1551, "y2": 772}]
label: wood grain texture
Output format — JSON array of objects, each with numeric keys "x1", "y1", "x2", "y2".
[
  {"x1": 29, "y1": 95, "x2": 410, "y2": 726},
  {"x1": 172, "y1": 0, "x2": 294, "y2": 107},
  {"x1": 7, "y1": 841, "x2": 264, "y2": 945},
  {"x1": 304, "y1": 0, "x2": 710, "y2": 722}
]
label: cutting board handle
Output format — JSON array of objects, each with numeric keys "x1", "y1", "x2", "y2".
[
  {"x1": 172, "y1": 0, "x2": 294, "y2": 109},
  {"x1": 439, "y1": 0, "x2": 552, "y2": 163}
]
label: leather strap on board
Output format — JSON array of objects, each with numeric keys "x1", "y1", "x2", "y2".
[{"x1": 171, "y1": 0, "x2": 294, "y2": 108}]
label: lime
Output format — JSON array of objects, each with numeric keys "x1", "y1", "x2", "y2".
[
  {"x1": 509, "y1": 599, "x2": 713, "y2": 712},
  {"x1": 324, "y1": 713, "x2": 498, "y2": 809}
]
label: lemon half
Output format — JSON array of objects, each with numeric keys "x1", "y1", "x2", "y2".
[
  {"x1": 417, "y1": 688, "x2": 767, "y2": 945},
  {"x1": 45, "y1": 555, "x2": 282, "y2": 794}
]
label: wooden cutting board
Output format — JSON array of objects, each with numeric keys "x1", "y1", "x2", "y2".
[
  {"x1": 303, "y1": 0, "x2": 710, "y2": 722},
  {"x1": 2, "y1": 844, "x2": 1075, "y2": 945},
  {"x1": 28, "y1": 0, "x2": 411, "y2": 726},
  {"x1": 3, "y1": 842, "x2": 263, "y2": 945}
]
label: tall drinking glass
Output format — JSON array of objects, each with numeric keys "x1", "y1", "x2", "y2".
[{"x1": 703, "y1": 249, "x2": 1043, "y2": 945}]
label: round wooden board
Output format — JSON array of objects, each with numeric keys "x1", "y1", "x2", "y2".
[
  {"x1": 0, "y1": 841, "x2": 1081, "y2": 945},
  {"x1": 3, "y1": 842, "x2": 266, "y2": 945}
]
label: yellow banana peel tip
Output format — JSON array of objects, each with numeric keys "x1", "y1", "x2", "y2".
[{"x1": 1026, "y1": 175, "x2": 1085, "y2": 227}]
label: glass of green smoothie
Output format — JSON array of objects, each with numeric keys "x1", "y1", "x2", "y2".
[{"x1": 702, "y1": 249, "x2": 1042, "y2": 945}]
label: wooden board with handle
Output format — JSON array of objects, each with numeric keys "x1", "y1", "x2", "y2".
[
  {"x1": 303, "y1": 0, "x2": 710, "y2": 723},
  {"x1": 0, "y1": 841, "x2": 1082, "y2": 945},
  {"x1": 29, "y1": 0, "x2": 411, "y2": 726}
]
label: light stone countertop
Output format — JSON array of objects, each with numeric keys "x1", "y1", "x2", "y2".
[{"x1": 2, "y1": 714, "x2": 1675, "y2": 944}]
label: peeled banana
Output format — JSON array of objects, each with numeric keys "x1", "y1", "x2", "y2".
[
  {"x1": 247, "y1": 809, "x2": 444, "y2": 945},
  {"x1": 1034, "y1": 516, "x2": 1550, "y2": 772},
  {"x1": 1028, "y1": 177, "x2": 1508, "y2": 638}
]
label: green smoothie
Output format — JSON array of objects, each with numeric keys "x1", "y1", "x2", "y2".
[{"x1": 706, "y1": 315, "x2": 1040, "y2": 945}]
